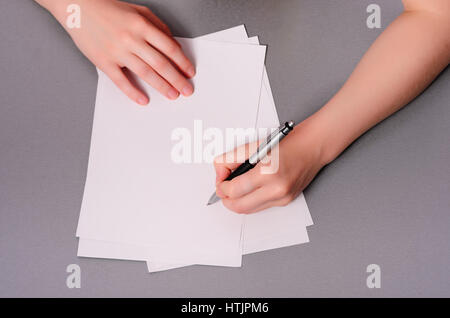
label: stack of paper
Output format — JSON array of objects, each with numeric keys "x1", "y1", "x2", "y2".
[{"x1": 76, "y1": 25, "x2": 314, "y2": 273}]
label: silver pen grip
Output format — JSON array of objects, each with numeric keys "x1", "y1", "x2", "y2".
[{"x1": 248, "y1": 121, "x2": 295, "y2": 165}]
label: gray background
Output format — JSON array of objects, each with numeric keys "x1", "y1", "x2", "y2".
[{"x1": 0, "y1": 0, "x2": 449, "y2": 297}]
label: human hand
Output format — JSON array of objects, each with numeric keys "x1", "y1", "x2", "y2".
[
  {"x1": 214, "y1": 120, "x2": 328, "y2": 214},
  {"x1": 45, "y1": 0, "x2": 195, "y2": 105}
]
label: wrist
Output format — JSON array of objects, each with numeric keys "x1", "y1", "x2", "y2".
[
  {"x1": 286, "y1": 116, "x2": 331, "y2": 168},
  {"x1": 35, "y1": 0, "x2": 84, "y2": 26},
  {"x1": 292, "y1": 110, "x2": 346, "y2": 167}
]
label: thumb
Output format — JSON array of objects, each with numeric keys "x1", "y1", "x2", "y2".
[{"x1": 213, "y1": 141, "x2": 259, "y2": 184}]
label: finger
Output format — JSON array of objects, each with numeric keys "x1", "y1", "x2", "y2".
[
  {"x1": 226, "y1": 198, "x2": 280, "y2": 215},
  {"x1": 222, "y1": 186, "x2": 274, "y2": 214},
  {"x1": 214, "y1": 141, "x2": 259, "y2": 183},
  {"x1": 133, "y1": 42, "x2": 194, "y2": 96},
  {"x1": 213, "y1": 157, "x2": 240, "y2": 184},
  {"x1": 103, "y1": 65, "x2": 149, "y2": 105},
  {"x1": 223, "y1": 183, "x2": 299, "y2": 214},
  {"x1": 244, "y1": 201, "x2": 275, "y2": 214},
  {"x1": 133, "y1": 6, "x2": 182, "y2": 48},
  {"x1": 124, "y1": 54, "x2": 180, "y2": 100},
  {"x1": 217, "y1": 166, "x2": 265, "y2": 199},
  {"x1": 214, "y1": 164, "x2": 234, "y2": 184},
  {"x1": 142, "y1": 23, "x2": 196, "y2": 79},
  {"x1": 133, "y1": 5, "x2": 173, "y2": 37}
]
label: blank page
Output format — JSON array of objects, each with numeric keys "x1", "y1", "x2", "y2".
[{"x1": 76, "y1": 38, "x2": 266, "y2": 265}]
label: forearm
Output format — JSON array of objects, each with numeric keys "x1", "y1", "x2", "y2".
[{"x1": 308, "y1": 6, "x2": 450, "y2": 165}]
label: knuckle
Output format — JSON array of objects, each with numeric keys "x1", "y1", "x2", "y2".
[
  {"x1": 116, "y1": 80, "x2": 131, "y2": 95},
  {"x1": 161, "y1": 25, "x2": 171, "y2": 34},
  {"x1": 130, "y1": 15, "x2": 147, "y2": 31},
  {"x1": 165, "y1": 41, "x2": 180, "y2": 56},
  {"x1": 214, "y1": 155, "x2": 227, "y2": 168},
  {"x1": 140, "y1": 6, "x2": 152, "y2": 14},
  {"x1": 136, "y1": 65, "x2": 152, "y2": 78},
  {"x1": 273, "y1": 181, "x2": 290, "y2": 199},
  {"x1": 227, "y1": 185, "x2": 236, "y2": 198},
  {"x1": 226, "y1": 200, "x2": 246, "y2": 214},
  {"x1": 151, "y1": 79, "x2": 168, "y2": 93},
  {"x1": 233, "y1": 206, "x2": 247, "y2": 214},
  {"x1": 118, "y1": 30, "x2": 134, "y2": 46},
  {"x1": 108, "y1": 71, "x2": 121, "y2": 83},
  {"x1": 172, "y1": 76, "x2": 189, "y2": 90},
  {"x1": 108, "y1": 72, "x2": 125, "y2": 86},
  {"x1": 113, "y1": 78, "x2": 125, "y2": 89},
  {"x1": 152, "y1": 57, "x2": 170, "y2": 71},
  {"x1": 213, "y1": 156, "x2": 222, "y2": 166},
  {"x1": 216, "y1": 184, "x2": 225, "y2": 198},
  {"x1": 222, "y1": 199, "x2": 233, "y2": 212},
  {"x1": 278, "y1": 194, "x2": 295, "y2": 207}
]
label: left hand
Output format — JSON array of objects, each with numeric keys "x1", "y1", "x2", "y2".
[
  {"x1": 41, "y1": 0, "x2": 195, "y2": 105},
  {"x1": 214, "y1": 120, "x2": 328, "y2": 214}
]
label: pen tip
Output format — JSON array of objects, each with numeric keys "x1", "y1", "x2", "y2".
[{"x1": 207, "y1": 192, "x2": 221, "y2": 206}]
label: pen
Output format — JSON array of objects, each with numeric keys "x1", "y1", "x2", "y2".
[{"x1": 207, "y1": 121, "x2": 295, "y2": 206}]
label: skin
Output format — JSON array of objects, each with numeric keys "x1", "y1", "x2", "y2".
[
  {"x1": 34, "y1": 0, "x2": 196, "y2": 105},
  {"x1": 35, "y1": 0, "x2": 449, "y2": 214},
  {"x1": 215, "y1": 0, "x2": 450, "y2": 214}
]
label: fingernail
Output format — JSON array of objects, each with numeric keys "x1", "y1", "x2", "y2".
[
  {"x1": 182, "y1": 84, "x2": 194, "y2": 96},
  {"x1": 167, "y1": 88, "x2": 179, "y2": 100},
  {"x1": 138, "y1": 97, "x2": 148, "y2": 105},
  {"x1": 187, "y1": 66, "x2": 196, "y2": 78}
]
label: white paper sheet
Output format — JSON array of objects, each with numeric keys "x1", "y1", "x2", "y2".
[
  {"x1": 145, "y1": 31, "x2": 312, "y2": 271},
  {"x1": 76, "y1": 38, "x2": 267, "y2": 266},
  {"x1": 77, "y1": 26, "x2": 313, "y2": 273}
]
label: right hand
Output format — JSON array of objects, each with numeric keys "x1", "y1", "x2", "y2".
[{"x1": 57, "y1": 0, "x2": 195, "y2": 105}]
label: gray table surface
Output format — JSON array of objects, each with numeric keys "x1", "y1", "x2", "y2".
[{"x1": 0, "y1": 0, "x2": 449, "y2": 297}]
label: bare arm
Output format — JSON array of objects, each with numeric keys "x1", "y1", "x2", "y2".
[
  {"x1": 314, "y1": 0, "x2": 450, "y2": 164},
  {"x1": 215, "y1": 0, "x2": 450, "y2": 214}
]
